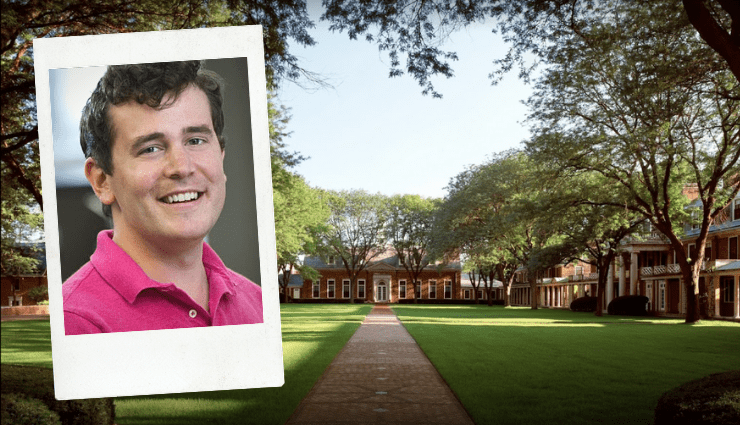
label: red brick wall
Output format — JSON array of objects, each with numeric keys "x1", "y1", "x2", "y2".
[{"x1": 1, "y1": 276, "x2": 48, "y2": 307}]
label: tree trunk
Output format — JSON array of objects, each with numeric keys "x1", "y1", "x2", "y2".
[{"x1": 683, "y1": 265, "x2": 701, "y2": 324}]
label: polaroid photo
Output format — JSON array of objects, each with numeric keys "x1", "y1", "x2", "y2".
[{"x1": 33, "y1": 26, "x2": 284, "y2": 400}]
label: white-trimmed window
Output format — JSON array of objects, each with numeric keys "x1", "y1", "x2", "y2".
[
  {"x1": 464, "y1": 289, "x2": 471, "y2": 299},
  {"x1": 293, "y1": 288, "x2": 301, "y2": 299},
  {"x1": 357, "y1": 280, "x2": 366, "y2": 299},
  {"x1": 399, "y1": 280, "x2": 407, "y2": 299},
  {"x1": 729, "y1": 236, "x2": 738, "y2": 260},
  {"x1": 444, "y1": 281, "x2": 452, "y2": 299},
  {"x1": 646, "y1": 282, "x2": 653, "y2": 311},
  {"x1": 327, "y1": 280, "x2": 335, "y2": 298},
  {"x1": 342, "y1": 280, "x2": 351, "y2": 298},
  {"x1": 733, "y1": 198, "x2": 740, "y2": 221},
  {"x1": 722, "y1": 277, "x2": 735, "y2": 303},
  {"x1": 312, "y1": 281, "x2": 320, "y2": 298},
  {"x1": 659, "y1": 282, "x2": 666, "y2": 311},
  {"x1": 429, "y1": 280, "x2": 437, "y2": 299},
  {"x1": 478, "y1": 289, "x2": 484, "y2": 299},
  {"x1": 416, "y1": 281, "x2": 421, "y2": 298}
]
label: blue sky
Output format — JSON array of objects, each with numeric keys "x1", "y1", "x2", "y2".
[
  {"x1": 276, "y1": 17, "x2": 534, "y2": 199},
  {"x1": 51, "y1": 18, "x2": 534, "y2": 200}
]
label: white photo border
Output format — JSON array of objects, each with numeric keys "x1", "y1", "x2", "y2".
[{"x1": 34, "y1": 26, "x2": 284, "y2": 400}]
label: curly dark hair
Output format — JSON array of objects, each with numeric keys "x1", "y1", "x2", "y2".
[{"x1": 79, "y1": 60, "x2": 225, "y2": 216}]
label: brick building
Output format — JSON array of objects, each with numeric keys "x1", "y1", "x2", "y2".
[
  {"x1": 282, "y1": 251, "x2": 463, "y2": 303},
  {"x1": 509, "y1": 193, "x2": 740, "y2": 320}
]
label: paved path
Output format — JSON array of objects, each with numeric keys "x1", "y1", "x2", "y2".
[{"x1": 285, "y1": 305, "x2": 475, "y2": 425}]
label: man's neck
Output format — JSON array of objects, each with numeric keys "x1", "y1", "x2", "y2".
[{"x1": 111, "y1": 229, "x2": 210, "y2": 312}]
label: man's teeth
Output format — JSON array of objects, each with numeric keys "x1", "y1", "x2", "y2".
[{"x1": 164, "y1": 192, "x2": 199, "y2": 204}]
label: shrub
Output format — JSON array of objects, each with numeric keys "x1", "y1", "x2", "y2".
[
  {"x1": 26, "y1": 286, "x2": 49, "y2": 304},
  {"x1": 0, "y1": 364, "x2": 115, "y2": 425},
  {"x1": 1, "y1": 393, "x2": 61, "y2": 425},
  {"x1": 607, "y1": 295, "x2": 649, "y2": 316},
  {"x1": 570, "y1": 296, "x2": 597, "y2": 312},
  {"x1": 655, "y1": 370, "x2": 740, "y2": 425}
]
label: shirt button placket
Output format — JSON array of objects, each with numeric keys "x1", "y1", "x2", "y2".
[{"x1": 189, "y1": 309, "x2": 197, "y2": 319}]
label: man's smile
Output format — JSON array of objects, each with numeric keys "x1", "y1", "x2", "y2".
[{"x1": 160, "y1": 191, "x2": 203, "y2": 204}]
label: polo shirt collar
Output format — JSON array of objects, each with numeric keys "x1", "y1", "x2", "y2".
[{"x1": 91, "y1": 230, "x2": 234, "y2": 305}]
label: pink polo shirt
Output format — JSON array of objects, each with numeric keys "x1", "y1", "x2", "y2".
[{"x1": 63, "y1": 230, "x2": 263, "y2": 335}]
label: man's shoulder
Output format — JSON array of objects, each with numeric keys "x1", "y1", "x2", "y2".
[
  {"x1": 223, "y1": 267, "x2": 262, "y2": 294},
  {"x1": 62, "y1": 262, "x2": 98, "y2": 300}
]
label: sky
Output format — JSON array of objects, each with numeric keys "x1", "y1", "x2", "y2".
[
  {"x1": 50, "y1": 15, "x2": 535, "y2": 200},
  {"x1": 275, "y1": 15, "x2": 534, "y2": 199}
]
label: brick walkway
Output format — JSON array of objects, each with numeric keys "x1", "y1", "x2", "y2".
[{"x1": 285, "y1": 305, "x2": 474, "y2": 425}]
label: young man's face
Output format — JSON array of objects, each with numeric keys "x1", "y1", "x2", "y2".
[{"x1": 100, "y1": 85, "x2": 226, "y2": 247}]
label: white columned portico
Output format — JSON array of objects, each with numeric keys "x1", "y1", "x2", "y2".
[
  {"x1": 373, "y1": 274, "x2": 392, "y2": 303},
  {"x1": 630, "y1": 252, "x2": 639, "y2": 295},
  {"x1": 619, "y1": 255, "x2": 627, "y2": 296},
  {"x1": 606, "y1": 263, "x2": 614, "y2": 313},
  {"x1": 735, "y1": 276, "x2": 739, "y2": 319}
]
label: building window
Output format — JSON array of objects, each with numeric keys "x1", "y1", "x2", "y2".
[
  {"x1": 429, "y1": 280, "x2": 437, "y2": 299},
  {"x1": 478, "y1": 289, "x2": 484, "y2": 299},
  {"x1": 342, "y1": 280, "x2": 351, "y2": 298},
  {"x1": 734, "y1": 198, "x2": 740, "y2": 221},
  {"x1": 646, "y1": 282, "x2": 653, "y2": 311},
  {"x1": 416, "y1": 281, "x2": 421, "y2": 299},
  {"x1": 357, "y1": 280, "x2": 366, "y2": 299},
  {"x1": 722, "y1": 277, "x2": 735, "y2": 303},
  {"x1": 328, "y1": 280, "x2": 335, "y2": 298},
  {"x1": 729, "y1": 237, "x2": 738, "y2": 260},
  {"x1": 444, "y1": 281, "x2": 452, "y2": 299},
  {"x1": 293, "y1": 288, "x2": 301, "y2": 299},
  {"x1": 399, "y1": 280, "x2": 407, "y2": 299},
  {"x1": 312, "y1": 282, "x2": 320, "y2": 298},
  {"x1": 659, "y1": 282, "x2": 666, "y2": 311},
  {"x1": 464, "y1": 289, "x2": 471, "y2": 299}
]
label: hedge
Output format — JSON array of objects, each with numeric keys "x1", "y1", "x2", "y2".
[
  {"x1": 570, "y1": 296, "x2": 598, "y2": 312},
  {"x1": 607, "y1": 295, "x2": 649, "y2": 316},
  {"x1": 654, "y1": 370, "x2": 740, "y2": 425},
  {"x1": 397, "y1": 299, "x2": 504, "y2": 305},
  {"x1": 0, "y1": 365, "x2": 115, "y2": 425},
  {"x1": 1, "y1": 393, "x2": 61, "y2": 425}
]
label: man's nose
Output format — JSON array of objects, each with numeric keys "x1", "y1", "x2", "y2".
[{"x1": 164, "y1": 144, "x2": 195, "y2": 178}]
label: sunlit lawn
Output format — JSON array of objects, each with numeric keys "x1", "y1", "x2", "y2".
[
  {"x1": 1, "y1": 304, "x2": 372, "y2": 425},
  {"x1": 393, "y1": 305, "x2": 740, "y2": 425}
]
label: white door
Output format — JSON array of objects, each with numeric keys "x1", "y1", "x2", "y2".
[{"x1": 377, "y1": 282, "x2": 387, "y2": 302}]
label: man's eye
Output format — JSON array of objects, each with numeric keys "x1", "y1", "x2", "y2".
[
  {"x1": 188, "y1": 137, "x2": 207, "y2": 145},
  {"x1": 139, "y1": 146, "x2": 161, "y2": 155}
]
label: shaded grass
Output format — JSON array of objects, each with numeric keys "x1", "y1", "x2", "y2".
[
  {"x1": 1, "y1": 320, "x2": 53, "y2": 368},
  {"x1": 393, "y1": 305, "x2": 740, "y2": 425},
  {"x1": 1, "y1": 304, "x2": 372, "y2": 425}
]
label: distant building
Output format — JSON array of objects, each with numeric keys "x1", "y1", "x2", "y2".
[
  {"x1": 2, "y1": 241, "x2": 47, "y2": 307},
  {"x1": 284, "y1": 250, "x2": 464, "y2": 303}
]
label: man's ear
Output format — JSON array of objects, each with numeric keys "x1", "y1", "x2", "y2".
[
  {"x1": 84, "y1": 158, "x2": 115, "y2": 206},
  {"x1": 221, "y1": 148, "x2": 227, "y2": 183}
]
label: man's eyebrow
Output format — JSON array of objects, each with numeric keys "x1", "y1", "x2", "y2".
[
  {"x1": 131, "y1": 132, "x2": 165, "y2": 153},
  {"x1": 183, "y1": 125, "x2": 214, "y2": 135}
]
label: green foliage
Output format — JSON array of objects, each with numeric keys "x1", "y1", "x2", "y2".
[
  {"x1": 655, "y1": 370, "x2": 740, "y2": 425},
  {"x1": 0, "y1": 364, "x2": 115, "y2": 425},
  {"x1": 608, "y1": 295, "x2": 650, "y2": 316},
  {"x1": 1, "y1": 393, "x2": 61, "y2": 425},
  {"x1": 26, "y1": 285, "x2": 48, "y2": 304},
  {"x1": 570, "y1": 296, "x2": 597, "y2": 313}
]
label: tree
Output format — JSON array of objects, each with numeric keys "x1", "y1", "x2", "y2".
[
  {"x1": 384, "y1": 194, "x2": 439, "y2": 303},
  {"x1": 1, "y1": 0, "x2": 320, "y2": 272},
  {"x1": 319, "y1": 190, "x2": 387, "y2": 303},
  {"x1": 523, "y1": 1, "x2": 739, "y2": 323},
  {"x1": 432, "y1": 149, "x2": 558, "y2": 308},
  {"x1": 531, "y1": 171, "x2": 646, "y2": 315},
  {"x1": 321, "y1": 0, "x2": 740, "y2": 96},
  {"x1": 274, "y1": 169, "x2": 329, "y2": 303}
]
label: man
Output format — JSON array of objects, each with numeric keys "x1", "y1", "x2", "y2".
[{"x1": 63, "y1": 61, "x2": 263, "y2": 335}]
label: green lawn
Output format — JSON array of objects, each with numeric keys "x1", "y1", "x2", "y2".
[
  {"x1": 392, "y1": 305, "x2": 740, "y2": 425},
  {"x1": 1, "y1": 304, "x2": 371, "y2": 425}
]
